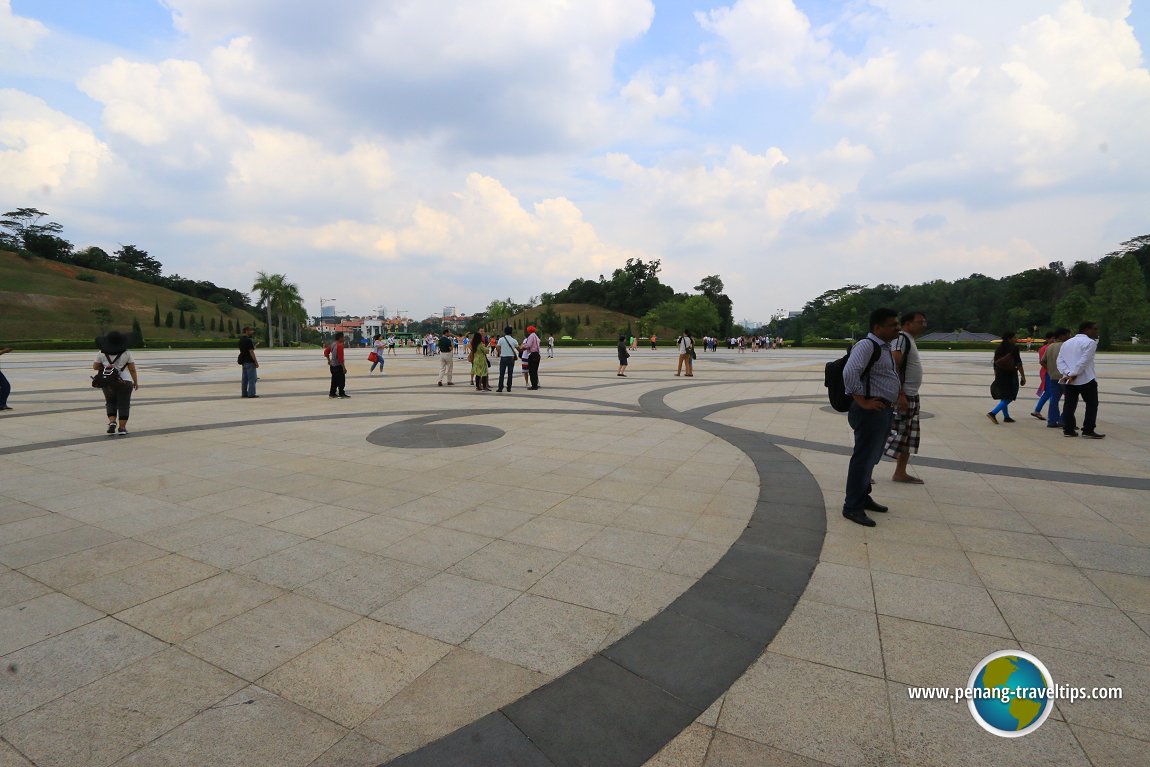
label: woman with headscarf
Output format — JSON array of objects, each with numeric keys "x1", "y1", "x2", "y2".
[
  {"x1": 987, "y1": 330, "x2": 1026, "y2": 424},
  {"x1": 92, "y1": 330, "x2": 139, "y2": 435}
]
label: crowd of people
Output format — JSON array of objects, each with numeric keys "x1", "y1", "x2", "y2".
[{"x1": 840, "y1": 310, "x2": 1108, "y2": 527}]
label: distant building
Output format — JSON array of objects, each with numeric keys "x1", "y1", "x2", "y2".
[
  {"x1": 442, "y1": 305, "x2": 457, "y2": 319},
  {"x1": 320, "y1": 305, "x2": 337, "y2": 318}
]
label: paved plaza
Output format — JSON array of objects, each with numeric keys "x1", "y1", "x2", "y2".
[{"x1": 0, "y1": 346, "x2": 1147, "y2": 766}]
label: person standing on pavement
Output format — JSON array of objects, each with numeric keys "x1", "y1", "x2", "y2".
[
  {"x1": 547, "y1": 335, "x2": 555, "y2": 358},
  {"x1": 675, "y1": 330, "x2": 694, "y2": 376},
  {"x1": 326, "y1": 332, "x2": 349, "y2": 398},
  {"x1": 238, "y1": 326, "x2": 259, "y2": 398},
  {"x1": 0, "y1": 345, "x2": 13, "y2": 411},
  {"x1": 469, "y1": 331, "x2": 491, "y2": 391},
  {"x1": 496, "y1": 326, "x2": 520, "y2": 393},
  {"x1": 437, "y1": 331, "x2": 455, "y2": 387},
  {"x1": 884, "y1": 311, "x2": 927, "y2": 484},
  {"x1": 617, "y1": 335, "x2": 630, "y2": 376},
  {"x1": 1057, "y1": 321, "x2": 1105, "y2": 439},
  {"x1": 841, "y1": 308, "x2": 902, "y2": 527},
  {"x1": 522, "y1": 325, "x2": 542, "y2": 389}
]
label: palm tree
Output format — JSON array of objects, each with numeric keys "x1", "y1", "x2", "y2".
[
  {"x1": 273, "y1": 279, "x2": 304, "y2": 348},
  {"x1": 251, "y1": 271, "x2": 285, "y2": 347}
]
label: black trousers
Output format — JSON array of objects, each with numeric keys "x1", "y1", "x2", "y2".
[
  {"x1": 103, "y1": 384, "x2": 133, "y2": 420},
  {"x1": 1062, "y1": 378, "x2": 1098, "y2": 434},
  {"x1": 528, "y1": 352, "x2": 541, "y2": 388},
  {"x1": 329, "y1": 365, "x2": 346, "y2": 396}
]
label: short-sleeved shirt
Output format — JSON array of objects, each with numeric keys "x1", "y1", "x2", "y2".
[
  {"x1": 95, "y1": 350, "x2": 134, "y2": 376},
  {"x1": 892, "y1": 332, "x2": 922, "y2": 396},
  {"x1": 437, "y1": 336, "x2": 453, "y2": 353},
  {"x1": 238, "y1": 335, "x2": 256, "y2": 363}
]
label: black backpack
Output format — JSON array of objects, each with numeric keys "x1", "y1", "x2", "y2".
[
  {"x1": 92, "y1": 352, "x2": 127, "y2": 389},
  {"x1": 824, "y1": 339, "x2": 881, "y2": 412}
]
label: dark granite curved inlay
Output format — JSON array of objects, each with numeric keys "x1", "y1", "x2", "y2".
[
  {"x1": 366, "y1": 422, "x2": 504, "y2": 448},
  {"x1": 383, "y1": 386, "x2": 825, "y2": 767}
]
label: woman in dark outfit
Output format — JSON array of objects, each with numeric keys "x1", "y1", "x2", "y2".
[
  {"x1": 617, "y1": 335, "x2": 630, "y2": 376},
  {"x1": 987, "y1": 330, "x2": 1026, "y2": 424}
]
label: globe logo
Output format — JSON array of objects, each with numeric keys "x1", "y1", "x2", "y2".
[{"x1": 967, "y1": 651, "x2": 1054, "y2": 737}]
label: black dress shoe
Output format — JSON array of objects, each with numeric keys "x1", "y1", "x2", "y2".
[
  {"x1": 843, "y1": 509, "x2": 876, "y2": 527},
  {"x1": 1081, "y1": 432, "x2": 1106, "y2": 439},
  {"x1": 864, "y1": 498, "x2": 889, "y2": 513}
]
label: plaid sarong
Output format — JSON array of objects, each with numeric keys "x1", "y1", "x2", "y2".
[{"x1": 884, "y1": 395, "x2": 920, "y2": 458}]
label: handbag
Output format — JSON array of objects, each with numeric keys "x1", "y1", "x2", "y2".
[
  {"x1": 367, "y1": 351, "x2": 378, "y2": 363},
  {"x1": 990, "y1": 380, "x2": 1003, "y2": 400}
]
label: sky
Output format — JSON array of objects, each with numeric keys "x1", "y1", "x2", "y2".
[{"x1": 3, "y1": 0, "x2": 1149, "y2": 325}]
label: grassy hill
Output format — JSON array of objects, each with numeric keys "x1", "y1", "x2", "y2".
[
  {"x1": 507, "y1": 303, "x2": 677, "y2": 340},
  {"x1": 0, "y1": 250, "x2": 261, "y2": 346}
]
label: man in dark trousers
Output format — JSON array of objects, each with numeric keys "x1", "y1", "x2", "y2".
[
  {"x1": 238, "y1": 326, "x2": 259, "y2": 398},
  {"x1": 842, "y1": 308, "x2": 902, "y2": 526},
  {"x1": 326, "y1": 332, "x2": 349, "y2": 398}
]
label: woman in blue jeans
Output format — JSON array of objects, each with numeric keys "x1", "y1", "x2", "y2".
[{"x1": 987, "y1": 331, "x2": 1026, "y2": 424}]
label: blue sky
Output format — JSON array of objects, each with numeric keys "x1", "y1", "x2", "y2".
[{"x1": 3, "y1": 0, "x2": 1149, "y2": 324}]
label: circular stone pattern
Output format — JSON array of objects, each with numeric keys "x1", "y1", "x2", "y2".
[{"x1": 366, "y1": 422, "x2": 505, "y2": 449}]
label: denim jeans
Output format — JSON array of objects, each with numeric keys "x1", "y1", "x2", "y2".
[
  {"x1": 498, "y1": 356, "x2": 516, "y2": 391},
  {"x1": 241, "y1": 363, "x2": 257, "y2": 397},
  {"x1": 844, "y1": 402, "x2": 893, "y2": 512},
  {"x1": 1044, "y1": 378, "x2": 1063, "y2": 426}
]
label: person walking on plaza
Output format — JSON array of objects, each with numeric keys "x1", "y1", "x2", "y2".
[
  {"x1": 0, "y1": 345, "x2": 13, "y2": 411},
  {"x1": 547, "y1": 335, "x2": 555, "y2": 358},
  {"x1": 675, "y1": 330, "x2": 694, "y2": 376},
  {"x1": 987, "y1": 331, "x2": 1025, "y2": 423},
  {"x1": 617, "y1": 335, "x2": 630, "y2": 376},
  {"x1": 1030, "y1": 332, "x2": 1054, "y2": 420},
  {"x1": 469, "y1": 331, "x2": 491, "y2": 391},
  {"x1": 93, "y1": 330, "x2": 139, "y2": 436},
  {"x1": 496, "y1": 326, "x2": 520, "y2": 393},
  {"x1": 238, "y1": 326, "x2": 259, "y2": 398},
  {"x1": 1039, "y1": 328, "x2": 1070, "y2": 429},
  {"x1": 650, "y1": 334, "x2": 657, "y2": 350},
  {"x1": 884, "y1": 311, "x2": 927, "y2": 484},
  {"x1": 369, "y1": 334, "x2": 387, "y2": 375},
  {"x1": 1058, "y1": 321, "x2": 1105, "y2": 439},
  {"x1": 842, "y1": 308, "x2": 902, "y2": 526},
  {"x1": 325, "y1": 332, "x2": 349, "y2": 398},
  {"x1": 522, "y1": 325, "x2": 542, "y2": 389},
  {"x1": 437, "y1": 331, "x2": 455, "y2": 387}
]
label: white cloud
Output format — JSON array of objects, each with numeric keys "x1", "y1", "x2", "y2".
[
  {"x1": 696, "y1": 0, "x2": 832, "y2": 82},
  {"x1": 0, "y1": 89, "x2": 109, "y2": 197},
  {"x1": 0, "y1": 0, "x2": 47, "y2": 54}
]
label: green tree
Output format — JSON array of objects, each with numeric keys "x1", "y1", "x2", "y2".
[
  {"x1": 695, "y1": 275, "x2": 734, "y2": 337},
  {"x1": 252, "y1": 271, "x2": 285, "y2": 347},
  {"x1": 210, "y1": 317, "x2": 216, "y2": 332},
  {"x1": 90, "y1": 307, "x2": 112, "y2": 333},
  {"x1": 178, "y1": 310, "x2": 186, "y2": 329},
  {"x1": 563, "y1": 316, "x2": 580, "y2": 337},
  {"x1": 131, "y1": 316, "x2": 144, "y2": 346},
  {"x1": 537, "y1": 303, "x2": 562, "y2": 335},
  {"x1": 114, "y1": 245, "x2": 163, "y2": 279},
  {"x1": 165, "y1": 311, "x2": 174, "y2": 328},
  {"x1": 1090, "y1": 254, "x2": 1150, "y2": 343},
  {"x1": 153, "y1": 301, "x2": 161, "y2": 327},
  {"x1": 174, "y1": 297, "x2": 198, "y2": 312},
  {"x1": 199, "y1": 315, "x2": 206, "y2": 331}
]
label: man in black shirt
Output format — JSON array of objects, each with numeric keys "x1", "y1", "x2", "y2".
[
  {"x1": 238, "y1": 326, "x2": 259, "y2": 398},
  {"x1": 437, "y1": 332, "x2": 455, "y2": 386}
]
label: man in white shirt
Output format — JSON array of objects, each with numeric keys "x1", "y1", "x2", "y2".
[
  {"x1": 884, "y1": 311, "x2": 928, "y2": 483},
  {"x1": 1056, "y1": 321, "x2": 1104, "y2": 439}
]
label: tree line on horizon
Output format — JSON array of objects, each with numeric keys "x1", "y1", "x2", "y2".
[{"x1": 776, "y1": 235, "x2": 1150, "y2": 349}]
